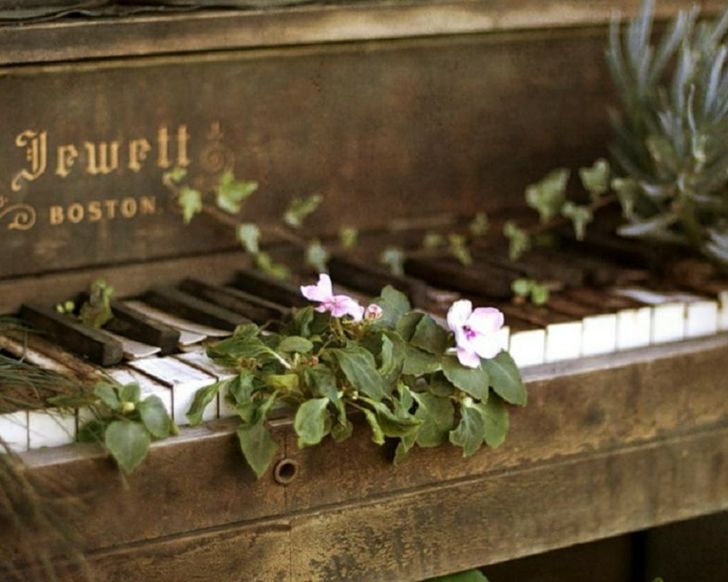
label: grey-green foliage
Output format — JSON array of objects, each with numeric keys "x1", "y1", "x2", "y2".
[{"x1": 607, "y1": 0, "x2": 728, "y2": 262}]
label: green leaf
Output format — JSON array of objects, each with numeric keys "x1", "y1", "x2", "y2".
[
  {"x1": 449, "y1": 405, "x2": 485, "y2": 457},
  {"x1": 525, "y1": 168, "x2": 570, "y2": 222},
  {"x1": 331, "y1": 345, "x2": 386, "y2": 401},
  {"x1": 77, "y1": 419, "x2": 105, "y2": 444},
  {"x1": 254, "y1": 252, "x2": 291, "y2": 280},
  {"x1": 119, "y1": 382, "x2": 140, "y2": 404},
  {"x1": 331, "y1": 399, "x2": 353, "y2": 442},
  {"x1": 393, "y1": 431, "x2": 417, "y2": 465},
  {"x1": 483, "y1": 351, "x2": 527, "y2": 406},
  {"x1": 396, "y1": 311, "x2": 424, "y2": 341},
  {"x1": 236, "y1": 223, "x2": 261, "y2": 254},
  {"x1": 380, "y1": 246, "x2": 405, "y2": 276},
  {"x1": 530, "y1": 282, "x2": 550, "y2": 305},
  {"x1": 368, "y1": 401, "x2": 421, "y2": 438},
  {"x1": 561, "y1": 201, "x2": 593, "y2": 241},
  {"x1": 237, "y1": 417, "x2": 279, "y2": 478},
  {"x1": 178, "y1": 185, "x2": 202, "y2": 224},
  {"x1": 303, "y1": 365, "x2": 339, "y2": 401},
  {"x1": 503, "y1": 220, "x2": 531, "y2": 261},
  {"x1": 283, "y1": 193, "x2": 323, "y2": 228},
  {"x1": 227, "y1": 371, "x2": 257, "y2": 406},
  {"x1": 410, "y1": 315, "x2": 449, "y2": 355},
  {"x1": 403, "y1": 344, "x2": 441, "y2": 376},
  {"x1": 476, "y1": 396, "x2": 509, "y2": 448},
  {"x1": 428, "y1": 373, "x2": 455, "y2": 397},
  {"x1": 441, "y1": 356, "x2": 489, "y2": 401},
  {"x1": 294, "y1": 397, "x2": 330, "y2": 448},
  {"x1": 104, "y1": 420, "x2": 151, "y2": 474},
  {"x1": 216, "y1": 171, "x2": 258, "y2": 214},
  {"x1": 186, "y1": 382, "x2": 222, "y2": 426},
  {"x1": 164, "y1": 167, "x2": 187, "y2": 184},
  {"x1": 94, "y1": 382, "x2": 120, "y2": 411},
  {"x1": 375, "y1": 285, "x2": 411, "y2": 328},
  {"x1": 448, "y1": 233, "x2": 472, "y2": 266},
  {"x1": 414, "y1": 392, "x2": 455, "y2": 448},
  {"x1": 265, "y1": 374, "x2": 299, "y2": 392},
  {"x1": 78, "y1": 279, "x2": 114, "y2": 329},
  {"x1": 278, "y1": 336, "x2": 313, "y2": 354},
  {"x1": 305, "y1": 239, "x2": 329, "y2": 273},
  {"x1": 579, "y1": 158, "x2": 610, "y2": 198},
  {"x1": 511, "y1": 277, "x2": 531, "y2": 297},
  {"x1": 361, "y1": 407, "x2": 385, "y2": 445},
  {"x1": 428, "y1": 569, "x2": 490, "y2": 582},
  {"x1": 138, "y1": 395, "x2": 173, "y2": 439},
  {"x1": 339, "y1": 226, "x2": 359, "y2": 249},
  {"x1": 378, "y1": 333, "x2": 405, "y2": 384},
  {"x1": 422, "y1": 232, "x2": 445, "y2": 250},
  {"x1": 469, "y1": 212, "x2": 489, "y2": 237}
]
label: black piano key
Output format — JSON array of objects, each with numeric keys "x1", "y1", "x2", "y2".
[
  {"x1": 537, "y1": 248, "x2": 648, "y2": 287},
  {"x1": 19, "y1": 304, "x2": 124, "y2": 367},
  {"x1": 144, "y1": 287, "x2": 250, "y2": 332},
  {"x1": 476, "y1": 248, "x2": 587, "y2": 288},
  {"x1": 178, "y1": 279, "x2": 288, "y2": 324},
  {"x1": 570, "y1": 231, "x2": 668, "y2": 269},
  {"x1": 105, "y1": 300, "x2": 181, "y2": 355},
  {"x1": 404, "y1": 257, "x2": 514, "y2": 299},
  {"x1": 232, "y1": 269, "x2": 308, "y2": 308},
  {"x1": 327, "y1": 255, "x2": 430, "y2": 306}
]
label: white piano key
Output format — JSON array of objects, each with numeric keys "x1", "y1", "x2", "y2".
[
  {"x1": 0, "y1": 411, "x2": 29, "y2": 453},
  {"x1": 616, "y1": 306, "x2": 652, "y2": 350},
  {"x1": 128, "y1": 357, "x2": 216, "y2": 425},
  {"x1": 124, "y1": 300, "x2": 229, "y2": 339},
  {"x1": 0, "y1": 335, "x2": 72, "y2": 375},
  {"x1": 581, "y1": 313, "x2": 618, "y2": 356},
  {"x1": 544, "y1": 321, "x2": 583, "y2": 363},
  {"x1": 176, "y1": 351, "x2": 238, "y2": 417},
  {"x1": 684, "y1": 298, "x2": 719, "y2": 338},
  {"x1": 718, "y1": 290, "x2": 728, "y2": 330},
  {"x1": 494, "y1": 325, "x2": 511, "y2": 353},
  {"x1": 508, "y1": 328, "x2": 546, "y2": 368},
  {"x1": 615, "y1": 289, "x2": 686, "y2": 344},
  {"x1": 28, "y1": 408, "x2": 76, "y2": 449},
  {"x1": 106, "y1": 366, "x2": 173, "y2": 417},
  {"x1": 104, "y1": 330, "x2": 161, "y2": 360}
]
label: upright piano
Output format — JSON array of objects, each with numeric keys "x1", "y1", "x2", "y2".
[{"x1": 0, "y1": 1, "x2": 726, "y2": 580}]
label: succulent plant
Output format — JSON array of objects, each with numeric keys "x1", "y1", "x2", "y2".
[{"x1": 607, "y1": 0, "x2": 728, "y2": 263}]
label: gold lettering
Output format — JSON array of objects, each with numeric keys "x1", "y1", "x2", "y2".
[
  {"x1": 84, "y1": 141, "x2": 120, "y2": 176},
  {"x1": 49, "y1": 206, "x2": 64, "y2": 226},
  {"x1": 88, "y1": 201, "x2": 102, "y2": 222},
  {"x1": 157, "y1": 127, "x2": 170, "y2": 169},
  {"x1": 176, "y1": 125, "x2": 191, "y2": 168},
  {"x1": 104, "y1": 199, "x2": 118, "y2": 219},
  {"x1": 120, "y1": 197, "x2": 137, "y2": 218},
  {"x1": 12, "y1": 130, "x2": 47, "y2": 191},
  {"x1": 67, "y1": 203, "x2": 84, "y2": 224},
  {"x1": 140, "y1": 196, "x2": 156, "y2": 215},
  {"x1": 56, "y1": 144, "x2": 78, "y2": 178},
  {"x1": 128, "y1": 138, "x2": 151, "y2": 173}
]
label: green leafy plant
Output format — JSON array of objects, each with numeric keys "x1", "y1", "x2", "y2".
[
  {"x1": 70, "y1": 381, "x2": 177, "y2": 474},
  {"x1": 608, "y1": 0, "x2": 728, "y2": 262},
  {"x1": 511, "y1": 278, "x2": 550, "y2": 305},
  {"x1": 55, "y1": 279, "x2": 115, "y2": 329},
  {"x1": 188, "y1": 284, "x2": 527, "y2": 478}
]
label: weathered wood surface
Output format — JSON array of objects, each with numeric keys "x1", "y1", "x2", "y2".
[
  {"x1": 0, "y1": 0, "x2": 722, "y2": 65},
  {"x1": 1, "y1": 334, "x2": 726, "y2": 579}
]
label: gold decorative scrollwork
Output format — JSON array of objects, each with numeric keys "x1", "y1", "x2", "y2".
[
  {"x1": 194, "y1": 121, "x2": 236, "y2": 192},
  {"x1": 0, "y1": 195, "x2": 37, "y2": 231}
]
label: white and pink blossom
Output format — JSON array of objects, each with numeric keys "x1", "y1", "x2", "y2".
[
  {"x1": 364, "y1": 304, "x2": 383, "y2": 321},
  {"x1": 300, "y1": 274, "x2": 365, "y2": 321},
  {"x1": 446, "y1": 299, "x2": 504, "y2": 368}
]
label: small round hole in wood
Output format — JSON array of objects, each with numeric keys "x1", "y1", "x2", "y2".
[{"x1": 274, "y1": 458, "x2": 299, "y2": 485}]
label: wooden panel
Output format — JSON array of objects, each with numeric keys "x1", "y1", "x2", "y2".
[
  {"x1": 0, "y1": 0, "x2": 721, "y2": 66},
  {"x1": 0, "y1": 333, "x2": 725, "y2": 573},
  {"x1": 39, "y1": 427, "x2": 726, "y2": 581},
  {"x1": 0, "y1": 28, "x2": 620, "y2": 279}
]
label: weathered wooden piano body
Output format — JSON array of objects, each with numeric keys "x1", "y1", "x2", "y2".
[{"x1": 0, "y1": 1, "x2": 726, "y2": 580}]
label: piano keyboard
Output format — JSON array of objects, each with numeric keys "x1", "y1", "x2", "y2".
[{"x1": 2, "y1": 238, "x2": 728, "y2": 454}]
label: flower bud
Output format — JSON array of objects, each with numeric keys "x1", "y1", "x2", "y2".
[
  {"x1": 121, "y1": 401, "x2": 136, "y2": 413},
  {"x1": 364, "y1": 304, "x2": 383, "y2": 321}
]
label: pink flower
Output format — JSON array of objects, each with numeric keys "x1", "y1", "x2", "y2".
[
  {"x1": 447, "y1": 299, "x2": 504, "y2": 368},
  {"x1": 364, "y1": 304, "x2": 383, "y2": 321},
  {"x1": 300, "y1": 274, "x2": 364, "y2": 321}
]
